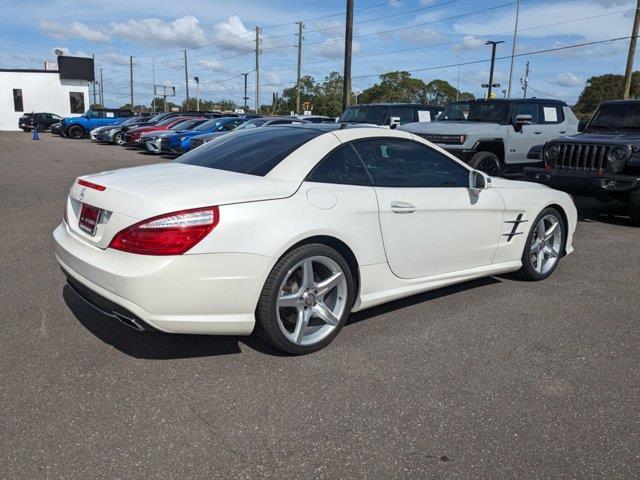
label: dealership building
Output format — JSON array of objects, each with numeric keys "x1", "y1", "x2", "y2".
[{"x1": 0, "y1": 56, "x2": 94, "y2": 131}]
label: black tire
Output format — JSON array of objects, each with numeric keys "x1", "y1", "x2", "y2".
[
  {"x1": 514, "y1": 207, "x2": 566, "y2": 281},
  {"x1": 67, "y1": 125, "x2": 85, "y2": 139},
  {"x1": 255, "y1": 243, "x2": 356, "y2": 355},
  {"x1": 629, "y1": 189, "x2": 640, "y2": 227},
  {"x1": 470, "y1": 151, "x2": 503, "y2": 176},
  {"x1": 113, "y1": 132, "x2": 124, "y2": 145},
  {"x1": 22, "y1": 128, "x2": 31, "y2": 132}
]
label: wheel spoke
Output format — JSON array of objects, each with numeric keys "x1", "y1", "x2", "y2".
[
  {"x1": 536, "y1": 250, "x2": 544, "y2": 273},
  {"x1": 530, "y1": 239, "x2": 541, "y2": 253},
  {"x1": 313, "y1": 302, "x2": 340, "y2": 327},
  {"x1": 315, "y1": 272, "x2": 344, "y2": 297},
  {"x1": 544, "y1": 246, "x2": 559, "y2": 258},
  {"x1": 292, "y1": 308, "x2": 311, "y2": 344},
  {"x1": 536, "y1": 220, "x2": 545, "y2": 240},
  {"x1": 544, "y1": 220, "x2": 559, "y2": 240},
  {"x1": 301, "y1": 259, "x2": 314, "y2": 290},
  {"x1": 277, "y1": 292, "x2": 299, "y2": 308}
]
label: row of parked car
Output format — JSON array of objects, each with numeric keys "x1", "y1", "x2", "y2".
[{"x1": 25, "y1": 96, "x2": 640, "y2": 224}]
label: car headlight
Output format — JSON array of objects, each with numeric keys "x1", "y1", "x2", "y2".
[
  {"x1": 545, "y1": 144, "x2": 561, "y2": 162},
  {"x1": 179, "y1": 136, "x2": 187, "y2": 142},
  {"x1": 607, "y1": 145, "x2": 630, "y2": 173}
]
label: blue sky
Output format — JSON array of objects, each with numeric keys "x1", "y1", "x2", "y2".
[{"x1": 1, "y1": 0, "x2": 636, "y2": 108}]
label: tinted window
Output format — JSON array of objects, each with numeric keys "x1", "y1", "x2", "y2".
[
  {"x1": 176, "y1": 127, "x2": 322, "y2": 176},
  {"x1": 69, "y1": 92, "x2": 84, "y2": 114},
  {"x1": 338, "y1": 106, "x2": 388, "y2": 125},
  {"x1": 235, "y1": 119, "x2": 268, "y2": 130},
  {"x1": 587, "y1": 103, "x2": 640, "y2": 130},
  {"x1": 539, "y1": 104, "x2": 564, "y2": 124},
  {"x1": 13, "y1": 89, "x2": 23, "y2": 112},
  {"x1": 512, "y1": 102, "x2": 539, "y2": 124},
  {"x1": 389, "y1": 107, "x2": 414, "y2": 124},
  {"x1": 439, "y1": 101, "x2": 510, "y2": 123},
  {"x1": 307, "y1": 144, "x2": 371, "y2": 186},
  {"x1": 352, "y1": 138, "x2": 469, "y2": 188}
]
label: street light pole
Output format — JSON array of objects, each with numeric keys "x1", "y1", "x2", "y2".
[
  {"x1": 507, "y1": 0, "x2": 521, "y2": 98},
  {"x1": 485, "y1": 40, "x2": 504, "y2": 99},
  {"x1": 194, "y1": 76, "x2": 200, "y2": 111}
]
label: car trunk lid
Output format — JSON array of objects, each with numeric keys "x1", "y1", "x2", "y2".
[{"x1": 66, "y1": 163, "x2": 300, "y2": 249}]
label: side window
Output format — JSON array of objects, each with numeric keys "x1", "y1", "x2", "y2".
[
  {"x1": 307, "y1": 144, "x2": 372, "y2": 186},
  {"x1": 512, "y1": 103, "x2": 539, "y2": 124},
  {"x1": 13, "y1": 89, "x2": 23, "y2": 112},
  {"x1": 539, "y1": 104, "x2": 564, "y2": 124},
  {"x1": 269, "y1": 120, "x2": 293, "y2": 125},
  {"x1": 389, "y1": 107, "x2": 414, "y2": 125},
  {"x1": 351, "y1": 138, "x2": 470, "y2": 188},
  {"x1": 69, "y1": 92, "x2": 85, "y2": 114}
]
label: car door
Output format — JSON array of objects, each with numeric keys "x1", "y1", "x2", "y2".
[
  {"x1": 504, "y1": 102, "x2": 545, "y2": 164},
  {"x1": 538, "y1": 102, "x2": 570, "y2": 139},
  {"x1": 352, "y1": 138, "x2": 505, "y2": 279}
]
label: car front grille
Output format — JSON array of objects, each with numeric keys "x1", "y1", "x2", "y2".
[
  {"x1": 160, "y1": 138, "x2": 171, "y2": 151},
  {"x1": 551, "y1": 143, "x2": 611, "y2": 171}
]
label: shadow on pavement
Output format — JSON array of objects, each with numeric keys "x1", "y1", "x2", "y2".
[
  {"x1": 63, "y1": 285, "x2": 284, "y2": 359},
  {"x1": 574, "y1": 195, "x2": 633, "y2": 227}
]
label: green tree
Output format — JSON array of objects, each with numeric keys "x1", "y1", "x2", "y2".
[
  {"x1": 423, "y1": 79, "x2": 474, "y2": 106},
  {"x1": 575, "y1": 72, "x2": 640, "y2": 114},
  {"x1": 359, "y1": 71, "x2": 426, "y2": 104}
]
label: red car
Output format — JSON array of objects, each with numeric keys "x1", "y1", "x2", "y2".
[{"x1": 122, "y1": 117, "x2": 202, "y2": 147}]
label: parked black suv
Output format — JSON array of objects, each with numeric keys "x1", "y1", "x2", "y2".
[
  {"x1": 524, "y1": 100, "x2": 640, "y2": 225},
  {"x1": 338, "y1": 103, "x2": 442, "y2": 127},
  {"x1": 18, "y1": 112, "x2": 63, "y2": 132}
]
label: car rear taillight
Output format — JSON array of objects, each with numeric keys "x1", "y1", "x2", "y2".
[{"x1": 109, "y1": 207, "x2": 219, "y2": 255}]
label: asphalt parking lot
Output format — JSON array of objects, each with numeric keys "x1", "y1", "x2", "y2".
[{"x1": 1, "y1": 130, "x2": 639, "y2": 479}]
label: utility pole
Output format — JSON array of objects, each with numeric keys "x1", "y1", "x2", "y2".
[
  {"x1": 152, "y1": 56, "x2": 156, "y2": 112},
  {"x1": 623, "y1": 0, "x2": 640, "y2": 99},
  {"x1": 92, "y1": 53, "x2": 97, "y2": 106},
  {"x1": 100, "y1": 67, "x2": 104, "y2": 106},
  {"x1": 507, "y1": 0, "x2": 521, "y2": 98},
  {"x1": 255, "y1": 26, "x2": 262, "y2": 113},
  {"x1": 456, "y1": 54, "x2": 461, "y2": 101},
  {"x1": 183, "y1": 49, "x2": 189, "y2": 109},
  {"x1": 295, "y1": 21, "x2": 304, "y2": 114},
  {"x1": 242, "y1": 72, "x2": 249, "y2": 112},
  {"x1": 522, "y1": 60, "x2": 530, "y2": 98},
  {"x1": 342, "y1": 0, "x2": 354, "y2": 111},
  {"x1": 129, "y1": 55, "x2": 134, "y2": 108},
  {"x1": 485, "y1": 40, "x2": 504, "y2": 99}
]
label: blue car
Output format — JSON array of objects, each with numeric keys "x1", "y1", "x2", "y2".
[
  {"x1": 159, "y1": 117, "x2": 247, "y2": 154},
  {"x1": 63, "y1": 107, "x2": 133, "y2": 139}
]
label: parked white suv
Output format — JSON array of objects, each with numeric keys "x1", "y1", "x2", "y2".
[{"x1": 400, "y1": 99, "x2": 579, "y2": 176}]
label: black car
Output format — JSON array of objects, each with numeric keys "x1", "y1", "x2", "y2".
[
  {"x1": 524, "y1": 100, "x2": 640, "y2": 225},
  {"x1": 338, "y1": 103, "x2": 443, "y2": 127},
  {"x1": 18, "y1": 112, "x2": 63, "y2": 132}
]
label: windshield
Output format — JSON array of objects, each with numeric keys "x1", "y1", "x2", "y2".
[
  {"x1": 438, "y1": 101, "x2": 510, "y2": 123},
  {"x1": 338, "y1": 106, "x2": 388, "y2": 125},
  {"x1": 194, "y1": 119, "x2": 225, "y2": 132},
  {"x1": 587, "y1": 103, "x2": 640, "y2": 131},
  {"x1": 122, "y1": 117, "x2": 143, "y2": 126},
  {"x1": 176, "y1": 127, "x2": 321, "y2": 176},
  {"x1": 235, "y1": 119, "x2": 269, "y2": 130}
]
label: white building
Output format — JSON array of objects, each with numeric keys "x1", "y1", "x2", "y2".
[{"x1": 0, "y1": 68, "x2": 89, "y2": 131}]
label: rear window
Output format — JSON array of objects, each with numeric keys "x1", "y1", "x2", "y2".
[{"x1": 175, "y1": 127, "x2": 322, "y2": 176}]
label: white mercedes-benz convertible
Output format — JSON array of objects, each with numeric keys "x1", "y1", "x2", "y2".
[{"x1": 54, "y1": 124, "x2": 577, "y2": 354}]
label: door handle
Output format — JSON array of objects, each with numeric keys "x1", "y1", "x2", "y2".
[
  {"x1": 390, "y1": 201, "x2": 416, "y2": 214},
  {"x1": 559, "y1": 130, "x2": 567, "y2": 134},
  {"x1": 533, "y1": 131, "x2": 542, "y2": 134}
]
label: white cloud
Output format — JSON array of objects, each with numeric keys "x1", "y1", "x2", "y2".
[
  {"x1": 198, "y1": 59, "x2": 227, "y2": 72},
  {"x1": 420, "y1": 0, "x2": 438, "y2": 4},
  {"x1": 310, "y1": 38, "x2": 361, "y2": 60},
  {"x1": 312, "y1": 19, "x2": 343, "y2": 38},
  {"x1": 100, "y1": 52, "x2": 134, "y2": 66},
  {"x1": 210, "y1": 16, "x2": 254, "y2": 53},
  {"x1": 454, "y1": 1, "x2": 634, "y2": 42},
  {"x1": 401, "y1": 28, "x2": 443, "y2": 44},
  {"x1": 110, "y1": 16, "x2": 207, "y2": 48},
  {"x1": 545, "y1": 72, "x2": 583, "y2": 87},
  {"x1": 39, "y1": 20, "x2": 110, "y2": 42},
  {"x1": 452, "y1": 35, "x2": 486, "y2": 52}
]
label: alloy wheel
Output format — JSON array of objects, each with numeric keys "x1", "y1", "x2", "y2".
[
  {"x1": 530, "y1": 214, "x2": 562, "y2": 275},
  {"x1": 476, "y1": 157, "x2": 500, "y2": 176},
  {"x1": 276, "y1": 255, "x2": 348, "y2": 347}
]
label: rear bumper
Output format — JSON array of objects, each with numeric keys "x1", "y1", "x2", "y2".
[
  {"x1": 523, "y1": 167, "x2": 640, "y2": 197},
  {"x1": 53, "y1": 222, "x2": 273, "y2": 335}
]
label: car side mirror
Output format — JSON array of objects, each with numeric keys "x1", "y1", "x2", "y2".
[
  {"x1": 515, "y1": 114, "x2": 532, "y2": 127},
  {"x1": 389, "y1": 116, "x2": 401, "y2": 129},
  {"x1": 469, "y1": 170, "x2": 492, "y2": 194}
]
